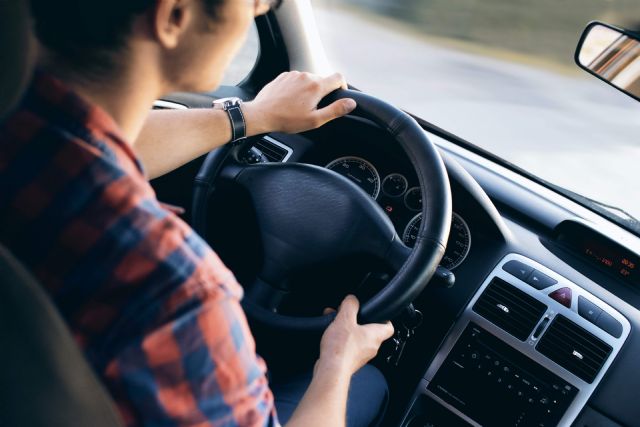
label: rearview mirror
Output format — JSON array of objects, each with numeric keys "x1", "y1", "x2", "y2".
[{"x1": 575, "y1": 22, "x2": 640, "y2": 102}]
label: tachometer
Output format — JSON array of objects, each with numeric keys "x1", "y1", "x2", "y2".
[
  {"x1": 382, "y1": 173, "x2": 408, "y2": 197},
  {"x1": 326, "y1": 156, "x2": 381, "y2": 199},
  {"x1": 404, "y1": 186, "x2": 422, "y2": 211},
  {"x1": 402, "y1": 212, "x2": 471, "y2": 270}
]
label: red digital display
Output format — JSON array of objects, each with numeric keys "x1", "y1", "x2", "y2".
[
  {"x1": 558, "y1": 222, "x2": 640, "y2": 288},
  {"x1": 583, "y1": 244, "x2": 638, "y2": 283}
]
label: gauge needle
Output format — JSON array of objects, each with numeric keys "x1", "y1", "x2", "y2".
[{"x1": 347, "y1": 173, "x2": 362, "y2": 183}]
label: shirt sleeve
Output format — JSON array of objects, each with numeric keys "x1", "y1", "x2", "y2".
[
  {"x1": 103, "y1": 271, "x2": 279, "y2": 427},
  {"x1": 94, "y1": 193, "x2": 279, "y2": 426}
]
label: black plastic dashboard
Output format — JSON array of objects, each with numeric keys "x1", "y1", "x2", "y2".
[
  {"x1": 431, "y1": 135, "x2": 640, "y2": 427},
  {"x1": 152, "y1": 92, "x2": 640, "y2": 427}
]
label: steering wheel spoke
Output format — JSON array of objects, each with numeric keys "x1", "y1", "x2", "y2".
[
  {"x1": 216, "y1": 160, "x2": 247, "y2": 184},
  {"x1": 384, "y1": 237, "x2": 413, "y2": 271},
  {"x1": 244, "y1": 276, "x2": 288, "y2": 312}
]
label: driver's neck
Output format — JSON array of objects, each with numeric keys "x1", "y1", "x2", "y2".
[{"x1": 39, "y1": 48, "x2": 165, "y2": 144}]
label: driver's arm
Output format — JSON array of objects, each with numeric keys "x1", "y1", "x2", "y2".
[{"x1": 134, "y1": 71, "x2": 357, "y2": 180}]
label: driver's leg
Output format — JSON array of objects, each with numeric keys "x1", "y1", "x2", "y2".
[{"x1": 272, "y1": 364, "x2": 389, "y2": 427}]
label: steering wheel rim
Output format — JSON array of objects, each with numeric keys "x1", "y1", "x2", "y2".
[{"x1": 192, "y1": 89, "x2": 452, "y2": 332}]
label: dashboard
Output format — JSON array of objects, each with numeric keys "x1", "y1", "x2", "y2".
[
  {"x1": 152, "y1": 95, "x2": 640, "y2": 427},
  {"x1": 233, "y1": 118, "x2": 640, "y2": 427}
]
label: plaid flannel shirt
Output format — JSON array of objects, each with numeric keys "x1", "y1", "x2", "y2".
[{"x1": 0, "y1": 72, "x2": 278, "y2": 427}]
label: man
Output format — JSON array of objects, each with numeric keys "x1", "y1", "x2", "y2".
[{"x1": 0, "y1": 0, "x2": 394, "y2": 426}]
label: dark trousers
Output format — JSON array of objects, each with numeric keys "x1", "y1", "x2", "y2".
[{"x1": 272, "y1": 364, "x2": 389, "y2": 427}]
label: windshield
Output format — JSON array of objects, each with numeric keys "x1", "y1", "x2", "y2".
[{"x1": 314, "y1": 0, "x2": 640, "y2": 232}]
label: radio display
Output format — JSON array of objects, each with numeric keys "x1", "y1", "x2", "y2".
[{"x1": 557, "y1": 222, "x2": 640, "y2": 288}]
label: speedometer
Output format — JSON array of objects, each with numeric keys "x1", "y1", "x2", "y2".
[
  {"x1": 326, "y1": 156, "x2": 381, "y2": 199},
  {"x1": 402, "y1": 212, "x2": 472, "y2": 270}
]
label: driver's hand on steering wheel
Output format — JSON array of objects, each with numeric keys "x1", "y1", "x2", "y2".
[
  {"x1": 316, "y1": 295, "x2": 394, "y2": 377},
  {"x1": 243, "y1": 71, "x2": 357, "y2": 135}
]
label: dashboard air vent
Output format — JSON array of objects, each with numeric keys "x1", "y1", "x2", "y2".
[
  {"x1": 252, "y1": 137, "x2": 292, "y2": 162},
  {"x1": 473, "y1": 277, "x2": 547, "y2": 341},
  {"x1": 537, "y1": 315, "x2": 612, "y2": 383}
]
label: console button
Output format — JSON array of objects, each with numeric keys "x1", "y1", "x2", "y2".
[
  {"x1": 549, "y1": 287, "x2": 572, "y2": 308},
  {"x1": 429, "y1": 323, "x2": 579, "y2": 427},
  {"x1": 503, "y1": 260, "x2": 533, "y2": 281},
  {"x1": 526, "y1": 270, "x2": 558, "y2": 290},
  {"x1": 596, "y1": 311, "x2": 623, "y2": 338},
  {"x1": 578, "y1": 296, "x2": 602, "y2": 324}
]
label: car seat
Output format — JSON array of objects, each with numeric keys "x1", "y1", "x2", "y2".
[{"x1": 0, "y1": 2, "x2": 123, "y2": 425}]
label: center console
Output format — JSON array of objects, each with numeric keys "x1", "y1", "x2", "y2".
[{"x1": 401, "y1": 254, "x2": 630, "y2": 427}]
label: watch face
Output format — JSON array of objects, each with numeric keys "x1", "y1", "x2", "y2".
[{"x1": 212, "y1": 97, "x2": 242, "y2": 109}]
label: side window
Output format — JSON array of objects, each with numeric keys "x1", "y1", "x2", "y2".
[{"x1": 221, "y1": 22, "x2": 260, "y2": 86}]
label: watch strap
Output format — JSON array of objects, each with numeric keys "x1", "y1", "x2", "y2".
[{"x1": 226, "y1": 104, "x2": 246, "y2": 144}]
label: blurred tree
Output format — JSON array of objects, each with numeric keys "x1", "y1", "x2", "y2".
[{"x1": 335, "y1": 0, "x2": 640, "y2": 65}]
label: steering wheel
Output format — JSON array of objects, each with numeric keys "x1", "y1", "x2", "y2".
[{"x1": 192, "y1": 90, "x2": 452, "y2": 332}]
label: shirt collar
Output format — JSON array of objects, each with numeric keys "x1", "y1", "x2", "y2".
[{"x1": 27, "y1": 70, "x2": 146, "y2": 176}]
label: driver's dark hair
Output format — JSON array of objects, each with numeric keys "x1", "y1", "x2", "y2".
[{"x1": 29, "y1": 0, "x2": 225, "y2": 76}]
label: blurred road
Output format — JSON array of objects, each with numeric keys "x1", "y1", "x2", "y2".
[{"x1": 313, "y1": 7, "x2": 640, "y2": 221}]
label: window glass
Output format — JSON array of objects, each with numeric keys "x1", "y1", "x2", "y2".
[
  {"x1": 314, "y1": 0, "x2": 640, "y2": 223},
  {"x1": 221, "y1": 22, "x2": 259, "y2": 86}
]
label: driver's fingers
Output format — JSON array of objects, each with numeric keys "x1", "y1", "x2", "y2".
[
  {"x1": 337, "y1": 294, "x2": 360, "y2": 323},
  {"x1": 314, "y1": 99, "x2": 357, "y2": 127},
  {"x1": 320, "y1": 72, "x2": 348, "y2": 92},
  {"x1": 323, "y1": 307, "x2": 336, "y2": 315},
  {"x1": 364, "y1": 321, "x2": 395, "y2": 342}
]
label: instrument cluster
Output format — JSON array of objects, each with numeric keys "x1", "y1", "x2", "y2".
[{"x1": 326, "y1": 155, "x2": 471, "y2": 270}]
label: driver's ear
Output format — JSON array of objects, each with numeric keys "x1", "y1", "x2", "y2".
[{"x1": 152, "y1": 0, "x2": 193, "y2": 49}]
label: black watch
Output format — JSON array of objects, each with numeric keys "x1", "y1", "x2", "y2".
[{"x1": 212, "y1": 97, "x2": 246, "y2": 145}]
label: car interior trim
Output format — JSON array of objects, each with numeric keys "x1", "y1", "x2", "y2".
[
  {"x1": 422, "y1": 389, "x2": 482, "y2": 427},
  {"x1": 272, "y1": 0, "x2": 332, "y2": 75},
  {"x1": 262, "y1": 136, "x2": 294, "y2": 162},
  {"x1": 403, "y1": 253, "x2": 631, "y2": 426}
]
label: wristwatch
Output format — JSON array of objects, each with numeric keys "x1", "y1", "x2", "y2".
[{"x1": 212, "y1": 97, "x2": 247, "y2": 145}]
